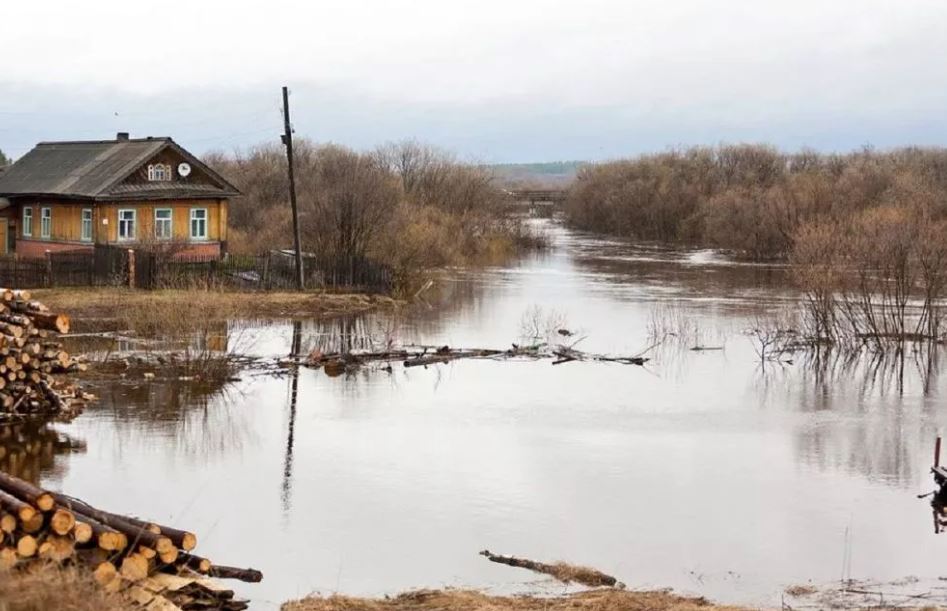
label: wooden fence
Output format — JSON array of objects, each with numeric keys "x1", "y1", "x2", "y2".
[{"x1": 0, "y1": 247, "x2": 393, "y2": 293}]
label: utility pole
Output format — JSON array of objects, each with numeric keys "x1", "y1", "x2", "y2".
[{"x1": 282, "y1": 85, "x2": 305, "y2": 290}]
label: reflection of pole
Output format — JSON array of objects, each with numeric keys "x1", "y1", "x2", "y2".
[{"x1": 281, "y1": 321, "x2": 302, "y2": 514}]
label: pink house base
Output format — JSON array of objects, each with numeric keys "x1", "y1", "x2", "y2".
[{"x1": 16, "y1": 239, "x2": 221, "y2": 260}]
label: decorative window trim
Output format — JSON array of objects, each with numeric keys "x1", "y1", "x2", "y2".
[
  {"x1": 22, "y1": 207, "x2": 32, "y2": 237},
  {"x1": 118, "y1": 209, "x2": 136, "y2": 241},
  {"x1": 154, "y1": 208, "x2": 173, "y2": 240},
  {"x1": 81, "y1": 208, "x2": 93, "y2": 242},
  {"x1": 147, "y1": 164, "x2": 171, "y2": 182},
  {"x1": 189, "y1": 207, "x2": 208, "y2": 240},
  {"x1": 40, "y1": 207, "x2": 51, "y2": 239}
]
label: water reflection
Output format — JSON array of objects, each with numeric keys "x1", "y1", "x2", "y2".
[
  {"x1": 38, "y1": 219, "x2": 947, "y2": 609},
  {"x1": 281, "y1": 321, "x2": 302, "y2": 515},
  {"x1": 0, "y1": 421, "x2": 86, "y2": 485}
]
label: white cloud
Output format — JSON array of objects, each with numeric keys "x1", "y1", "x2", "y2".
[{"x1": 1, "y1": 0, "x2": 946, "y2": 160}]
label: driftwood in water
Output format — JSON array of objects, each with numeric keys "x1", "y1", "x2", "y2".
[
  {"x1": 479, "y1": 549, "x2": 621, "y2": 588},
  {"x1": 302, "y1": 342, "x2": 648, "y2": 374},
  {"x1": 208, "y1": 564, "x2": 264, "y2": 583}
]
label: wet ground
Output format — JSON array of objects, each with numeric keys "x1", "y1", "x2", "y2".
[{"x1": 15, "y1": 219, "x2": 947, "y2": 609}]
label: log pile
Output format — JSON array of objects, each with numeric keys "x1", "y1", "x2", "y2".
[
  {"x1": 0, "y1": 470, "x2": 261, "y2": 609},
  {"x1": 0, "y1": 289, "x2": 92, "y2": 421}
]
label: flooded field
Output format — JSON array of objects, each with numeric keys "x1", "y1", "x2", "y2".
[{"x1": 17, "y1": 219, "x2": 947, "y2": 609}]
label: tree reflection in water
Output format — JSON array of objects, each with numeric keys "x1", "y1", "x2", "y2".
[{"x1": 753, "y1": 344, "x2": 946, "y2": 488}]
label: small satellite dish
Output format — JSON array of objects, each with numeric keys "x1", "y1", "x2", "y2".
[{"x1": 177, "y1": 163, "x2": 192, "y2": 178}]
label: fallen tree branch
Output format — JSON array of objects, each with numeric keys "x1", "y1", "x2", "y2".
[
  {"x1": 479, "y1": 549, "x2": 622, "y2": 588},
  {"x1": 300, "y1": 343, "x2": 650, "y2": 374}
]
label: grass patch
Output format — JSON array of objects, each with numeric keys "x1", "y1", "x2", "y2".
[
  {"x1": 282, "y1": 589, "x2": 749, "y2": 611},
  {"x1": 0, "y1": 565, "x2": 128, "y2": 611},
  {"x1": 33, "y1": 288, "x2": 402, "y2": 334}
]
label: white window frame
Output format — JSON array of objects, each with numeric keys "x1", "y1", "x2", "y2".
[
  {"x1": 189, "y1": 207, "x2": 208, "y2": 240},
  {"x1": 40, "y1": 207, "x2": 51, "y2": 239},
  {"x1": 22, "y1": 207, "x2": 32, "y2": 237},
  {"x1": 118, "y1": 209, "x2": 136, "y2": 241},
  {"x1": 154, "y1": 208, "x2": 173, "y2": 240},
  {"x1": 80, "y1": 208, "x2": 93, "y2": 242}
]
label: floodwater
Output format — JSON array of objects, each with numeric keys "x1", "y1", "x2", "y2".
[{"x1": 16, "y1": 219, "x2": 947, "y2": 609}]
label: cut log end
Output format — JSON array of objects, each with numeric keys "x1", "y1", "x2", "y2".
[
  {"x1": 158, "y1": 547, "x2": 179, "y2": 565},
  {"x1": 120, "y1": 553, "x2": 150, "y2": 582},
  {"x1": 93, "y1": 561, "x2": 118, "y2": 586},
  {"x1": 0, "y1": 513, "x2": 16, "y2": 534},
  {"x1": 180, "y1": 532, "x2": 197, "y2": 551},
  {"x1": 154, "y1": 535, "x2": 174, "y2": 555},
  {"x1": 38, "y1": 535, "x2": 74, "y2": 562},
  {"x1": 35, "y1": 492, "x2": 54, "y2": 512},
  {"x1": 73, "y1": 521, "x2": 93, "y2": 544},
  {"x1": 16, "y1": 535, "x2": 37, "y2": 558},
  {"x1": 16, "y1": 505, "x2": 35, "y2": 523},
  {"x1": 50, "y1": 508, "x2": 76, "y2": 536},
  {"x1": 99, "y1": 531, "x2": 127, "y2": 552},
  {"x1": 21, "y1": 513, "x2": 43, "y2": 534}
]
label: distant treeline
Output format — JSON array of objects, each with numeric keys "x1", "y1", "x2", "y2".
[
  {"x1": 205, "y1": 140, "x2": 544, "y2": 292},
  {"x1": 564, "y1": 144, "x2": 947, "y2": 260},
  {"x1": 488, "y1": 161, "x2": 585, "y2": 189},
  {"x1": 567, "y1": 144, "x2": 947, "y2": 343}
]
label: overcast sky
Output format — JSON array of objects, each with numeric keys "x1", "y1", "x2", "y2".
[{"x1": 2, "y1": 0, "x2": 946, "y2": 162}]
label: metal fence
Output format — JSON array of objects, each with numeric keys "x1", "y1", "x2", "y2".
[{"x1": 0, "y1": 246, "x2": 393, "y2": 293}]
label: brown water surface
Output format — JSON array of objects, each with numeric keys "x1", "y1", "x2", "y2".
[{"x1": 24, "y1": 220, "x2": 947, "y2": 609}]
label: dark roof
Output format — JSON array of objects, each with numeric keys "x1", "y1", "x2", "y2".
[
  {"x1": 0, "y1": 137, "x2": 240, "y2": 199},
  {"x1": 104, "y1": 182, "x2": 232, "y2": 199}
]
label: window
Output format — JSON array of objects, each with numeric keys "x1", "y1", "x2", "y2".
[
  {"x1": 40, "y1": 207, "x2": 51, "y2": 239},
  {"x1": 154, "y1": 208, "x2": 172, "y2": 240},
  {"x1": 147, "y1": 164, "x2": 171, "y2": 181},
  {"x1": 118, "y1": 209, "x2": 136, "y2": 240},
  {"x1": 81, "y1": 209, "x2": 93, "y2": 242},
  {"x1": 190, "y1": 208, "x2": 207, "y2": 240},
  {"x1": 22, "y1": 207, "x2": 32, "y2": 237}
]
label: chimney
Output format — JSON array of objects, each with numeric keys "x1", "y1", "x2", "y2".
[{"x1": 116, "y1": 132, "x2": 129, "y2": 141}]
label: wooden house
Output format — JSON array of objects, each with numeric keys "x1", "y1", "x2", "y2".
[{"x1": 0, "y1": 133, "x2": 240, "y2": 258}]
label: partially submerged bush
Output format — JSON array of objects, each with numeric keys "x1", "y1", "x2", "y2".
[
  {"x1": 792, "y1": 204, "x2": 947, "y2": 346},
  {"x1": 565, "y1": 145, "x2": 947, "y2": 261}
]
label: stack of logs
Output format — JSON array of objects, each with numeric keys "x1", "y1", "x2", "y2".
[
  {"x1": 0, "y1": 470, "x2": 261, "y2": 609},
  {"x1": 0, "y1": 288, "x2": 91, "y2": 420}
]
